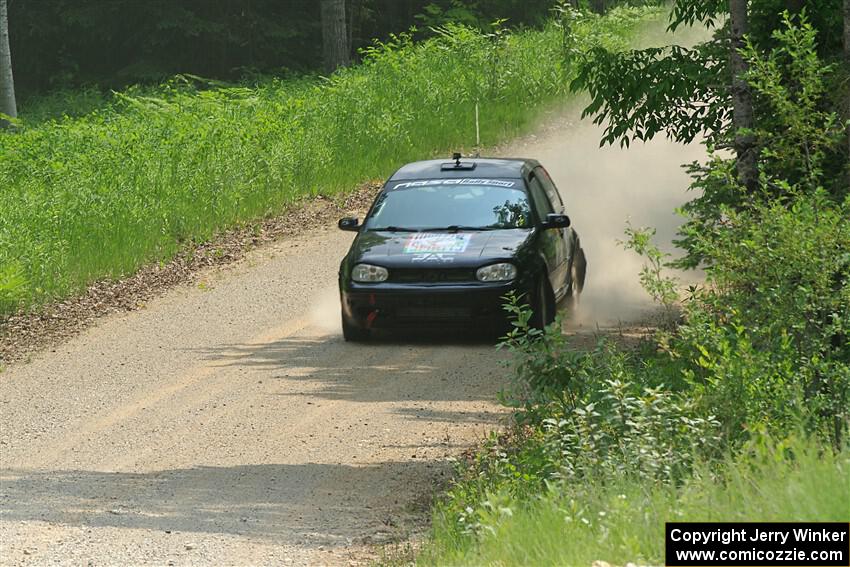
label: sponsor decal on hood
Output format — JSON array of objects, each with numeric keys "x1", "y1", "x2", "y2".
[{"x1": 403, "y1": 233, "x2": 472, "y2": 254}]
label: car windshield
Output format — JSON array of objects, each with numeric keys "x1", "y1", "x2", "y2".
[{"x1": 365, "y1": 179, "x2": 531, "y2": 231}]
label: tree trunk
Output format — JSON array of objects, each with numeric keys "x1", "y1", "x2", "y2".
[
  {"x1": 844, "y1": 0, "x2": 849, "y2": 58},
  {"x1": 347, "y1": 0, "x2": 354, "y2": 62},
  {"x1": 321, "y1": 0, "x2": 349, "y2": 73},
  {"x1": 347, "y1": 0, "x2": 366, "y2": 65},
  {"x1": 590, "y1": 0, "x2": 605, "y2": 14},
  {"x1": 729, "y1": 0, "x2": 758, "y2": 192},
  {"x1": 0, "y1": 0, "x2": 16, "y2": 129},
  {"x1": 844, "y1": 0, "x2": 850, "y2": 166}
]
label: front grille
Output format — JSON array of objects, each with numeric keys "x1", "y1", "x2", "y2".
[{"x1": 390, "y1": 268, "x2": 475, "y2": 284}]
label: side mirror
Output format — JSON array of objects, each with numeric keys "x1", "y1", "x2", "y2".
[
  {"x1": 542, "y1": 213, "x2": 570, "y2": 229},
  {"x1": 338, "y1": 217, "x2": 360, "y2": 232}
]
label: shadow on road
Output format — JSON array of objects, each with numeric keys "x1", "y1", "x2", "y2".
[
  {"x1": 0, "y1": 460, "x2": 447, "y2": 546},
  {"x1": 189, "y1": 332, "x2": 509, "y2": 407}
]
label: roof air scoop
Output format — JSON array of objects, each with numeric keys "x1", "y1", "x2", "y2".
[{"x1": 441, "y1": 152, "x2": 477, "y2": 171}]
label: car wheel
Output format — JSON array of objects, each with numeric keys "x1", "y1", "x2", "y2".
[
  {"x1": 342, "y1": 313, "x2": 370, "y2": 342},
  {"x1": 565, "y1": 247, "x2": 587, "y2": 312},
  {"x1": 574, "y1": 247, "x2": 587, "y2": 294},
  {"x1": 531, "y1": 276, "x2": 555, "y2": 330}
]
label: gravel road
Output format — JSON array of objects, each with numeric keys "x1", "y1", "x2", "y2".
[
  {"x1": 0, "y1": 226, "x2": 509, "y2": 566},
  {"x1": 0, "y1": 84, "x2": 704, "y2": 565}
]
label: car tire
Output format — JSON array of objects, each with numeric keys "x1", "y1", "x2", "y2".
[
  {"x1": 531, "y1": 276, "x2": 555, "y2": 330},
  {"x1": 565, "y1": 247, "x2": 587, "y2": 313},
  {"x1": 574, "y1": 247, "x2": 587, "y2": 295},
  {"x1": 342, "y1": 313, "x2": 370, "y2": 342}
]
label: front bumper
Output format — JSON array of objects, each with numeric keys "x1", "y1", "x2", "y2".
[{"x1": 340, "y1": 282, "x2": 523, "y2": 331}]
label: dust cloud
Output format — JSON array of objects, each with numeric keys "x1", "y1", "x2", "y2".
[
  {"x1": 309, "y1": 285, "x2": 344, "y2": 333},
  {"x1": 497, "y1": 21, "x2": 714, "y2": 329}
]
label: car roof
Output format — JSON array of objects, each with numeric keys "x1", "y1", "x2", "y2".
[{"x1": 388, "y1": 157, "x2": 539, "y2": 181}]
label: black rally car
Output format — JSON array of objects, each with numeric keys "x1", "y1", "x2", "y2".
[{"x1": 337, "y1": 155, "x2": 586, "y2": 341}]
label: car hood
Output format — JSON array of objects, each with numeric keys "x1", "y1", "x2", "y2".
[{"x1": 350, "y1": 229, "x2": 533, "y2": 268}]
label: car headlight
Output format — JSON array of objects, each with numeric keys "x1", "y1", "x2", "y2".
[
  {"x1": 476, "y1": 263, "x2": 517, "y2": 282},
  {"x1": 352, "y1": 263, "x2": 389, "y2": 283}
]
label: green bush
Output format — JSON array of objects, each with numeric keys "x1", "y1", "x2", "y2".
[
  {"x1": 499, "y1": 298, "x2": 720, "y2": 482},
  {"x1": 678, "y1": 194, "x2": 850, "y2": 448},
  {"x1": 424, "y1": 436, "x2": 849, "y2": 566},
  {"x1": 672, "y1": 15, "x2": 850, "y2": 448},
  {"x1": 429, "y1": 303, "x2": 720, "y2": 549}
]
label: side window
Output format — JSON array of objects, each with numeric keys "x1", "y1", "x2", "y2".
[
  {"x1": 535, "y1": 166, "x2": 563, "y2": 211},
  {"x1": 528, "y1": 175, "x2": 554, "y2": 222}
]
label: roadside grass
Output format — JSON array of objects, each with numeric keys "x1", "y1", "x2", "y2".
[
  {"x1": 0, "y1": 7, "x2": 662, "y2": 314},
  {"x1": 421, "y1": 437, "x2": 850, "y2": 566}
]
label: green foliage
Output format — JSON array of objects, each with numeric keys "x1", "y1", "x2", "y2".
[
  {"x1": 422, "y1": 296, "x2": 720, "y2": 554},
  {"x1": 676, "y1": 12, "x2": 848, "y2": 267},
  {"x1": 497, "y1": 297, "x2": 719, "y2": 484},
  {"x1": 621, "y1": 225, "x2": 680, "y2": 317},
  {"x1": 573, "y1": 39, "x2": 730, "y2": 146},
  {"x1": 0, "y1": 263, "x2": 27, "y2": 315},
  {"x1": 574, "y1": 1, "x2": 847, "y2": 158},
  {"x1": 667, "y1": 0, "x2": 727, "y2": 31},
  {"x1": 679, "y1": 194, "x2": 850, "y2": 447},
  {"x1": 423, "y1": 283, "x2": 848, "y2": 560},
  {"x1": 9, "y1": 0, "x2": 323, "y2": 91},
  {"x1": 0, "y1": 7, "x2": 660, "y2": 314},
  {"x1": 744, "y1": 12, "x2": 846, "y2": 195},
  {"x1": 498, "y1": 291, "x2": 582, "y2": 410},
  {"x1": 18, "y1": 87, "x2": 118, "y2": 125},
  {"x1": 415, "y1": 1, "x2": 483, "y2": 29},
  {"x1": 628, "y1": 24, "x2": 850, "y2": 445},
  {"x1": 423, "y1": 436, "x2": 849, "y2": 566},
  {"x1": 431, "y1": 198, "x2": 849, "y2": 561},
  {"x1": 748, "y1": 0, "x2": 846, "y2": 58}
]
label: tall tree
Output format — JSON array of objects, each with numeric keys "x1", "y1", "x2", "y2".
[
  {"x1": 844, "y1": 0, "x2": 850, "y2": 162},
  {"x1": 321, "y1": 0, "x2": 350, "y2": 73},
  {"x1": 729, "y1": 0, "x2": 758, "y2": 191},
  {"x1": 0, "y1": 0, "x2": 16, "y2": 128},
  {"x1": 844, "y1": 0, "x2": 850, "y2": 57}
]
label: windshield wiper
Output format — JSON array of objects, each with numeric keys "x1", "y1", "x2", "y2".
[{"x1": 367, "y1": 226, "x2": 420, "y2": 232}]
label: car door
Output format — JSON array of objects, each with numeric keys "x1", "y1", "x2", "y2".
[
  {"x1": 527, "y1": 173, "x2": 568, "y2": 299},
  {"x1": 535, "y1": 167, "x2": 574, "y2": 291}
]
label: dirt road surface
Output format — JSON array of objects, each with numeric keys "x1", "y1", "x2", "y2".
[
  {"x1": 0, "y1": 224, "x2": 511, "y2": 565},
  {"x1": 0, "y1": 88, "x2": 704, "y2": 567}
]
